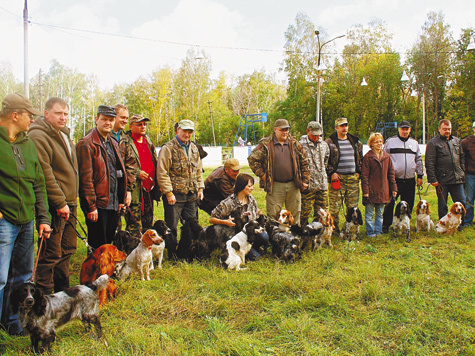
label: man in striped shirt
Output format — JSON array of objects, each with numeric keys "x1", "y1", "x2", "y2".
[{"x1": 326, "y1": 117, "x2": 363, "y2": 235}]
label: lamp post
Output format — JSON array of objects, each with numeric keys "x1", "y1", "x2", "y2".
[{"x1": 314, "y1": 31, "x2": 345, "y2": 126}]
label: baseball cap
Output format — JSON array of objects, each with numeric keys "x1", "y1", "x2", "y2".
[
  {"x1": 307, "y1": 121, "x2": 323, "y2": 135},
  {"x1": 1, "y1": 93, "x2": 42, "y2": 116},
  {"x1": 274, "y1": 119, "x2": 290, "y2": 129},
  {"x1": 335, "y1": 117, "x2": 348, "y2": 126},
  {"x1": 129, "y1": 114, "x2": 150, "y2": 125},
  {"x1": 224, "y1": 158, "x2": 242, "y2": 171},
  {"x1": 398, "y1": 120, "x2": 411, "y2": 128},
  {"x1": 97, "y1": 105, "x2": 117, "y2": 117},
  {"x1": 178, "y1": 119, "x2": 195, "y2": 131}
]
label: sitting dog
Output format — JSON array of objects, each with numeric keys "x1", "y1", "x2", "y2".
[
  {"x1": 301, "y1": 220, "x2": 324, "y2": 251},
  {"x1": 277, "y1": 209, "x2": 294, "y2": 232},
  {"x1": 152, "y1": 219, "x2": 176, "y2": 260},
  {"x1": 176, "y1": 218, "x2": 205, "y2": 261},
  {"x1": 113, "y1": 229, "x2": 141, "y2": 255},
  {"x1": 220, "y1": 220, "x2": 263, "y2": 270},
  {"x1": 314, "y1": 208, "x2": 334, "y2": 248},
  {"x1": 268, "y1": 224, "x2": 303, "y2": 262},
  {"x1": 393, "y1": 201, "x2": 412, "y2": 242},
  {"x1": 435, "y1": 202, "x2": 466, "y2": 235},
  {"x1": 12, "y1": 275, "x2": 109, "y2": 354},
  {"x1": 340, "y1": 207, "x2": 363, "y2": 242},
  {"x1": 80, "y1": 244, "x2": 127, "y2": 306},
  {"x1": 415, "y1": 200, "x2": 435, "y2": 232},
  {"x1": 149, "y1": 220, "x2": 171, "y2": 269},
  {"x1": 120, "y1": 229, "x2": 163, "y2": 280}
]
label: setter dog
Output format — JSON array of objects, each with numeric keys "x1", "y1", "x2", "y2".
[{"x1": 80, "y1": 244, "x2": 127, "y2": 307}]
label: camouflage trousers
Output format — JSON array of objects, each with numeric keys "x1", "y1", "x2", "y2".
[
  {"x1": 125, "y1": 190, "x2": 154, "y2": 238},
  {"x1": 300, "y1": 189, "x2": 328, "y2": 226},
  {"x1": 328, "y1": 173, "x2": 360, "y2": 232}
]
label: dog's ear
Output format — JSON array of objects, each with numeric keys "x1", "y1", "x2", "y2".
[
  {"x1": 394, "y1": 203, "x2": 401, "y2": 218},
  {"x1": 142, "y1": 231, "x2": 154, "y2": 246},
  {"x1": 10, "y1": 285, "x2": 22, "y2": 314},
  {"x1": 288, "y1": 213, "x2": 295, "y2": 226},
  {"x1": 406, "y1": 205, "x2": 412, "y2": 219},
  {"x1": 357, "y1": 209, "x2": 363, "y2": 225},
  {"x1": 98, "y1": 249, "x2": 115, "y2": 276},
  {"x1": 346, "y1": 208, "x2": 352, "y2": 222},
  {"x1": 33, "y1": 287, "x2": 47, "y2": 316}
]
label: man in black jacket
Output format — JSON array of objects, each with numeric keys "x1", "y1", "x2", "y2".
[{"x1": 425, "y1": 119, "x2": 466, "y2": 220}]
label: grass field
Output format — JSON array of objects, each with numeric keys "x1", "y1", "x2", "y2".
[{"x1": 2, "y1": 167, "x2": 475, "y2": 356}]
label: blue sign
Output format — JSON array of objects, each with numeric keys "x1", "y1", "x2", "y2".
[{"x1": 261, "y1": 113, "x2": 267, "y2": 122}]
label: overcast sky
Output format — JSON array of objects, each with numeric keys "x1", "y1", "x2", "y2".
[{"x1": 0, "y1": 0, "x2": 473, "y2": 89}]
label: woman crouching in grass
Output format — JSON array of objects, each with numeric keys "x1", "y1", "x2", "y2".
[
  {"x1": 361, "y1": 133, "x2": 397, "y2": 237},
  {"x1": 209, "y1": 173, "x2": 269, "y2": 260}
]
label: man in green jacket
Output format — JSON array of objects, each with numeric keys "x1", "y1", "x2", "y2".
[
  {"x1": 29, "y1": 97, "x2": 79, "y2": 294},
  {"x1": 0, "y1": 93, "x2": 51, "y2": 336}
]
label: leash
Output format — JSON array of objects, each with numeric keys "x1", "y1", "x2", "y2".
[
  {"x1": 30, "y1": 231, "x2": 48, "y2": 282},
  {"x1": 68, "y1": 213, "x2": 95, "y2": 255},
  {"x1": 417, "y1": 184, "x2": 423, "y2": 201},
  {"x1": 436, "y1": 185, "x2": 448, "y2": 207}
]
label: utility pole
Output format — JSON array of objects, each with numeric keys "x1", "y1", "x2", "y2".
[
  {"x1": 208, "y1": 100, "x2": 216, "y2": 146},
  {"x1": 23, "y1": 0, "x2": 29, "y2": 97}
]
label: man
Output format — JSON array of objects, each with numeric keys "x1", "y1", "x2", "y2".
[
  {"x1": 157, "y1": 119, "x2": 204, "y2": 256},
  {"x1": 248, "y1": 119, "x2": 310, "y2": 225},
  {"x1": 326, "y1": 117, "x2": 363, "y2": 235},
  {"x1": 200, "y1": 158, "x2": 242, "y2": 215},
  {"x1": 462, "y1": 122, "x2": 475, "y2": 226},
  {"x1": 299, "y1": 121, "x2": 330, "y2": 226},
  {"x1": 382, "y1": 120, "x2": 424, "y2": 233},
  {"x1": 425, "y1": 119, "x2": 466, "y2": 220},
  {"x1": 77, "y1": 105, "x2": 126, "y2": 249},
  {"x1": 0, "y1": 93, "x2": 51, "y2": 335},
  {"x1": 111, "y1": 104, "x2": 129, "y2": 142},
  {"x1": 120, "y1": 114, "x2": 159, "y2": 237},
  {"x1": 28, "y1": 97, "x2": 78, "y2": 294}
]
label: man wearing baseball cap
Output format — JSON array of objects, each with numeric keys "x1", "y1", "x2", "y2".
[
  {"x1": 461, "y1": 122, "x2": 475, "y2": 226},
  {"x1": 119, "y1": 114, "x2": 159, "y2": 238},
  {"x1": 76, "y1": 105, "x2": 126, "y2": 249},
  {"x1": 248, "y1": 118, "x2": 310, "y2": 224},
  {"x1": 299, "y1": 121, "x2": 330, "y2": 229},
  {"x1": 382, "y1": 120, "x2": 423, "y2": 233},
  {"x1": 157, "y1": 119, "x2": 205, "y2": 259},
  {"x1": 0, "y1": 93, "x2": 51, "y2": 335},
  {"x1": 200, "y1": 158, "x2": 242, "y2": 215}
]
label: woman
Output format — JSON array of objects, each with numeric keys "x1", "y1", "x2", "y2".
[
  {"x1": 361, "y1": 133, "x2": 397, "y2": 237},
  {"x1": 210, "y1": 173, "x2": 268, "y2": 259}
]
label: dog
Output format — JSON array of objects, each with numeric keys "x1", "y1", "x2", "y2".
[
  {"x1": 80, "y1": 244, "x2": 127, "y2": 306},
  {"x1": 277, "y1": 209, "x2": 294, "y2": 231},
  {"x1": 176, "y1": 218, "x2": 205, "y2": 261},
  {"x1": 415, "y1": 200, "x2": 435, "y2": 232},
  {"x1": 268, "y1": 223, "x2": 304, "y2": 262},
  {"x1": 120, "y1": 229, "x2": 164, "y2": 280},
  {"x1": 393, "y1": 201, "x2": 412, "y2": 242},
  {"x1": 435, "y1": 202, "x2": 466, "y2": 235},
  {"x1": 301, "y1": 220, "x2": 325, "y2": 251},
  {"x1": 313, "y1": 208, "x2": 334, "y2": 248},
  {"x1": 149, "y1": 220, "x2": 171, "y2": 269},
  {"x1": 113, "y1": 230, "x2": 141, "y2": 255},
  {"x1": 220, "y1": 220, "x2": 263, "y2": 270},
  {"x1": 12, "y1": 275, "x2": 109, "y2": 354},
  {"x1": 340, "y1": 207, "x2": 364, "y2": 242},
  {"x1": 152, "y1": 219, "x2": 176, "y2": 260}
]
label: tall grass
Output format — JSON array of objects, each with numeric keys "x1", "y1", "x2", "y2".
[{"x1": 2, "y1": 168, "x2": 475, "y2": 355}]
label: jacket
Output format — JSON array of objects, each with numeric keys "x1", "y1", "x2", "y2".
[
  {"x1": 0, "y1": 127, "x2": 50, "y2": 226},
  {"x1": 425, "y1": 134, "x2": 465, "y2": 185},
  {"x1": 248, "y1": 133, "x2": 310, "y2": 194},
  {"x1": 28, "y1": 117, "x2": 79, "y2": 209},
  {"x1": 201, "y1": 166, "x2": 235, "y2": 210},
  {"x1": 383, "y1": 135, "x2": 423, "y2": 180},
  {"x1": 76, "y1": 128, "x2": 126, "y2": 213},
  {"x1": 461, "y1": 135, "x2": 475, "y2": 175},
  {"x1": 299, "y1": 135, "x2": 329, "y2": 192},
  {"x1": 119, "y1": 131, "x2": 160, "y2": 203},
  {"x1": 361, "y1": 150, "x2": 397, "y2": 204},
  {"x1": 326, "y1": 131, "x2": 363, "y2": 178},
  {"x1": 157, "y1": 137, "x2": 204, "y2": 196}
]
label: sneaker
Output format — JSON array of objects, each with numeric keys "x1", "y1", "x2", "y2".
[{"x1": 367, "y1": 234, "x2": 376, "y2": 238}]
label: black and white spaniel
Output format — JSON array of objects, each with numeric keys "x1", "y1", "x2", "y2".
[
  {"x1": 340, "y1": 207, "x2": 363, "y2": 242},
  {"x1": 12, "y1": 275, "x2": 109, "y2": 354},
  {"x1": 393, "y1": 201, "x2": 412, "y2": 242}
]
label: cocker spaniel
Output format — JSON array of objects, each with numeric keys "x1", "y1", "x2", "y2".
[
  {"x1": 340, "y1": 207, "x2": 363, "y2": 242},
  {"x1": 314, "y1": 208, "x2": 334, "y2": 248},
  {"x1": 435, "y1": 202, "x2": 466, "y2": 235},
  {"x1": 415, "y1": 200, "x2": 435, "y2": 232},
  {"x1": 393, "y1": 201, "x2": 411, "y2": 242}
]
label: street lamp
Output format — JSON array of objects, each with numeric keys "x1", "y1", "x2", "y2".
[{"x1": 314, "y1": 30, "x2": 345, "y2": 126}]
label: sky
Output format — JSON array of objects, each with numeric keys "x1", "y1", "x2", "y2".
[{"x1": 0, "y1": 0, "x2": 473, "y2": 90}]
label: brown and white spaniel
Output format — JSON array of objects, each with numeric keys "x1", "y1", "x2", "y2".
[
  {"x1": 415, "y1": 200, "x2": 435, "y2": 232},
  {"x1": 277, "y1": 209, "x2": 294, "y2": 231},
  {"x1": 314, "y1": 208, "x2": 334, "y2": 249},
  {"x1": 435, "y1": 202, "x2": 466, "y2": 235}
]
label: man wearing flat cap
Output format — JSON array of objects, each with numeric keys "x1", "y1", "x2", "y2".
[
  {"x1": 157, "y1": 119, "x2": 204, "y2": 258},
  {"x1": 382, "y1": 120, "x2": 423, "y2": 233},
  {"x1": 299, "y1": 121, "x2": 330, "y2": 227},
  {"x1": 119, "y1": 114, "x2": 159, "y2": 238},
  {"x1": 326, "y1": 117, "x2": 363, "y2": 235},
  {"x1": 0, "y1": 93, "x2": 51, "y2": 335},
  {"x1": 77, "y1": 105, "x2": 126, "y2": 249},
  {"x1": 248, "y1": 118, "x2": 310, "y2": 224},
  {"x1": 200, "y1": 158, "x2": 242, "y2": 215}
]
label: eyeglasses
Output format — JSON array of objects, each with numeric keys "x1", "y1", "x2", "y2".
[
  {"x1": 19, "y1": 111, "x2": 34, "y2": 120},
  {"x1": 339, "y1": 123, "x2": 349, "y2": 127},
  {"x1": 277, "y1": 128, "x2": 290, "y2": 132}
]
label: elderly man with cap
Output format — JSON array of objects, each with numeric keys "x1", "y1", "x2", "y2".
[
  {"x1": 382, "y1": 120, "x2": 423, "y2": 232},
  {"x1": 248, "y1": 119, "x2": 310, "y2": 224},
  {"x1": 299, "y1": 121, "x2": 330, "y2": 226},
  {"x1": 326, "y1": 117, "x2": 363, "y2": 235},
  {"x1": 76, "y1": 105, "x2": 126, "y2": 249},
  {"x1": 157, "y1": 119, "x2": 204, "y2": 258},
  {"x1": 0, "y1": 93, "x2": 51, "y2": 335},
  {"x1": 119, "y1": 114, "x2": 159, "y2": 238},
  {"x1": 200, "y1": 158, "x2": 242, "y2": 215},
  {"x1": 461, "y1": 122, "x2": 475, "y2": 226}
]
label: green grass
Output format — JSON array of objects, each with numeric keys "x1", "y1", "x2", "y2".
[{"x1": 2, "y1": 168, "x2": 475, "y2": 355}]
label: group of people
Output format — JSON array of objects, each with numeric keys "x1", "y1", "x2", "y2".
[{"x1": 1, "y1": 91, "x2": 474, "y2": 337}]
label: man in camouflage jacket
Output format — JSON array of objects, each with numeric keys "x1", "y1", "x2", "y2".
[{"x1": 248, "y1": 119, "x2": 310, "y2": 225}]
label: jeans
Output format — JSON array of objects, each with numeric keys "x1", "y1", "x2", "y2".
[
  {"x1": 435, "y1": 183, "x2": 466, "y2": 220},
  {"x1": 464, "y1": 174, "x2": 475, "y2": 224},
  {"x1": 0, "y1": 218, "x2": 34, "y2": 334},
  {"x1": 365, "y1": 203, "x2": 384, "y2": 237}
]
